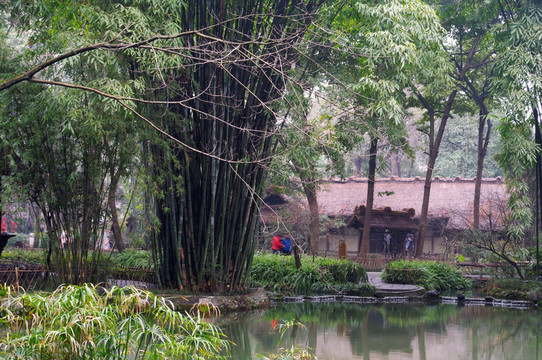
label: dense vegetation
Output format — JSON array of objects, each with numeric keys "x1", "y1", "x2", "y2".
[
  {"x1": 383, "y1": 260, "x2": 472, "y2": 292},
  {"x1": 482, "y1": 279, "x2": 542, "y2": 302},
  {"x1": 0, "y1": 284, "x2": 230, "y2": 359},
  {"x1": 1, "y1": 249, "x2": 153, "y2": 269},
  {"x1": 249, "y1": 253, "x2": 374, "y2": 295}
]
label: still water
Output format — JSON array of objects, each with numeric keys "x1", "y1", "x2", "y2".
[{"x1": 218, "y1": 302, "x2": 542, "y2": 360}]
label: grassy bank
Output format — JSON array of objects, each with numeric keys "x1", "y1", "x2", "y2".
[{"x1": 249, "y1": 253, "x2": 375, "y2": 295}]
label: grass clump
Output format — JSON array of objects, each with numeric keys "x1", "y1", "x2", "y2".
[
  {"x1": 0, "y1": 284, "x2": 230, "y2": 359},
  {"x1": 249, "y1": 253, "x2": 373, "y2": 295},
  {"x1": 383, "y1": 259, "x2": 472, "y2": 292},
  {"x1": 482, "y1": 279, "x2": 542, "y2": 302}
]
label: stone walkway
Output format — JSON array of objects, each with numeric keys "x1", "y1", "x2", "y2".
[{"x1": 367, "y1": 272, "x2": 425, "y2": 296}]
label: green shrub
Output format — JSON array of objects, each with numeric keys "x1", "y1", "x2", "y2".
[
  {"x1": 0, "y1": 249, "x2": 47, "y2": 265},
  {"x1": 0, "y1": 284, "x2": 230, "y2": 359},
  {"x1": 249, "y1": 253, "x2": 373, "y2": 295},
  {"x1": 383, "y1": 260, "x2": 472, "y2": 291},
  {"x1": 6, "y1": 234, "x2": 29, "y2": 247}
]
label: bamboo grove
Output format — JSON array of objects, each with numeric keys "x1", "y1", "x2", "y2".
[{"x1": 146, "y1": 0, "x2": 322, "y2": 291}]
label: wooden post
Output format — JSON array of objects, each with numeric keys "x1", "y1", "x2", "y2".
[{"x1": 338, "y1": 238, "x2": 347, "y2": 259}]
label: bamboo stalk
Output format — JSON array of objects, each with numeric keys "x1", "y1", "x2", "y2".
[{"x1": 15, "y1": 267, "x2": 19, "y2": 293}]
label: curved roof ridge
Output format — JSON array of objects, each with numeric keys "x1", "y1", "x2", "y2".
[{"x1": 329, "y1": 176, "x2": 504, "y2": 184}]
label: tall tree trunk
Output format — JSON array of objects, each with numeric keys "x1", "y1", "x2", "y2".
[
  {"x1": 416, "y1": 35, "x2": 480, "y2": 256},
  {"x1": 473, "y1": 111, "x2": 492, "y2": 229},
  {"x1": 416, "y1": 91, "x2": 457, "y2": 257},
  {"x1": 302, "y1": 180, "x2": 320, "y2": 255},
  {"x1": 108, "y1": 187, "x2": 125, "y2": 251},
  {"x1": 358, "y1": 136, "x2": 377, "y2": 258},
  {"x1": 354, "y1": 155, "x2": 362, "y2": 177},
  {"x1": 461, "y1": 56, "x2": 492, "y2": 229},
  {"x1": 0, "y1": 150, "x2": 5, "y2": 235},
  {"x1": 0, "y1": 175, "x2": 2, "y2": 233},
  {"x1": 534, "y1": 105, "x2": 542, "y2": 273}
]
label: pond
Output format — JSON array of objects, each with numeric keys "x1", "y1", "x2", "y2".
[{"x1": 218, "y1": 302, "x2": 542, "y2": 360}]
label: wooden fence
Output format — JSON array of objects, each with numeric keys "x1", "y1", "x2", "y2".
[
  {"x1": 0, "y1": 267, "x2": 53, "y2": 291},
  {"x1": 0, "y1": 265, "x2": 159, "y2": 291}
]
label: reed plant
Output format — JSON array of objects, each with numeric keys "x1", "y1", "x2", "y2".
[{"x1": 0, "y1": 284, "x2": 230, "y2": 359}]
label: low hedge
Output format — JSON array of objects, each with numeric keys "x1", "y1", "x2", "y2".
[
  {"x1": 383, "y1": 259, "x2": 472, "y2": 292},
  {"x1": 249, "y1": 253, "x2": 374, "y2": 295}
]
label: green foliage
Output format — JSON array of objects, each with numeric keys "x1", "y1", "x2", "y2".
[
  {"x1": 492, "y1": 1, "x2": 542, "y2": 242},
  {"x1": 434, "y1": 115, "x2": 503, "y2": 178},
  {"x1": 254, "y1": 319, "x2": 316, "y2": 360},
  {"x1": 0, "y1": 284, "x2": 230, "y2": 359},
  {"x1": 249, "y1": 253, "x2": 373, "y2": 295},
  {"x1": 383, "y1": 260, "x2": 472, "y2": 291},
  {"x1": 108, "y1": 249, "x2": 154, "y2": 269},
  {"x1": 0, "y1": 249, "x2": 46, "y2": 265},
  {"x1": 482, "y1": 279, "x2": 542, "y2": 302},
  {"x1": 5, "y1": 233, "x2": 28, "y2": 247},
  {"x1": 1, "y1": 249, "x2": 153, "y2": 271},
  {"x1": 455, "y1": 254, "x2": 466, "y2": 263},
  {"x1": 255, "y1": 345, "x2": 316, "y2": 360},
  {"x1": 496, "y1": 120, "x2": 537, "y2": 240}
]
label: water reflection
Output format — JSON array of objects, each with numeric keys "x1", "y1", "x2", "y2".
[{"x1": 218, "y1": 302, "x2": 542, "y2": 360}]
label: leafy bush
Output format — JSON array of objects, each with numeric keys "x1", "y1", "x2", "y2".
[
  {"x1": 482, "y1": 279, "x2": 542, "y2": 301},
  {"x1": 0, "y1": 284, "x2": 230, "y2": 359},
  {"x1": 249, "y1": 253, "x2": 373, "y2": 295},
  {"x1": 383, "y1": 260, "x2": 472, "y2": 291}
]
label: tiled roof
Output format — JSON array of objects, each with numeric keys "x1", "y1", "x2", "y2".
[
  {"x1": 346, "y1": 205, "x2": 419, "y2": 230},
  {"x1": 316, "y1": 177, "x2": 507, "y2": 229}
]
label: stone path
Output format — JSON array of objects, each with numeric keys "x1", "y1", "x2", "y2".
[{"x1": 367, "y1": 272, "x2": 425, "y2": 296}]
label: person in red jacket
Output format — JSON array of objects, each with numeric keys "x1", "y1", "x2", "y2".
[{"x1": 271, "y1": 235, "x2": 283, "y2": 254}]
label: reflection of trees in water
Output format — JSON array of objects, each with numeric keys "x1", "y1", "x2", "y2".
[
  {"x1": 221, "y1": 322, "x2": 253, "y2": 359},
  {"x1": 262, "y1": 302, "x2": 370, "y2": 327},
  {"x1": 449, "y1": 306, "x2": 542, "y2": 360},
  {"x1": 221, "y1": 303, "x2": 542, "y2": 359},
  {"x1": 348, "y1": 308, "x2": 416, "y2": 356}
]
